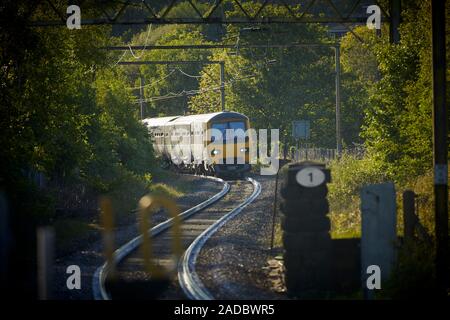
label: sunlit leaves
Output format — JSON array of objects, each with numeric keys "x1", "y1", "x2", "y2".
[{"x1": 342, "y1": 0, "x2": 440, "y2": 181}]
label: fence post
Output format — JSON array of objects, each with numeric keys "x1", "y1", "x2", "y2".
[
  {"x1": 360, "y1": 182, "x2": 397, "y2": 299},
  {"x1": 37, "y1": 226, "x2": 55, "y2": 300}
]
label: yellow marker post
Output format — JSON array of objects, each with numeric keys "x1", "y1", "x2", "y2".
[{"x1": 138, "y1": 195, "x2": 182, "y2": 279}]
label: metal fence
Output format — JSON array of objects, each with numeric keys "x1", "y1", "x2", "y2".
[{"x1": 291, "y1": 148, "x2": 337, "y2": 163}]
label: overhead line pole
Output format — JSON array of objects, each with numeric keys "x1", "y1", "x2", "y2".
[
  {"x1": 389, "y1": 0, "x2": 401, "y2": 44},
  {"x1": 431, "y1": 0, "x2": 448, "y2": 297},
  {"x1": 139, "y1": 74, "x2": 144, "y2": 119},
  {"x1": 219, "y1": 61, "x2": 225, "y2": 112},
  {"x1": 335, "y1": 45, "x2": 342, "y2": 156}
]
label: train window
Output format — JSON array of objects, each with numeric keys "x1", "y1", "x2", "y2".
[
  {"x1": 229, "y1": 121, "x2": 246, "y2": 131},
  {"x1": 211, "y1": 123, "x2": 227, "y2": 136},
  {"x1": 211, "y1": 121, "x2": 246, "y2": 141}
]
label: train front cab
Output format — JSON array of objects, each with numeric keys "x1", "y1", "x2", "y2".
[{"x1": 207, "y1": 114, "x2": 251, "y2": 177}]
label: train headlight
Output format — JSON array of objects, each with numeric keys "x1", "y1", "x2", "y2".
[
  {"x1": 211, "y1": 149, "x2": 220, "y2": 155},
  {"x1": 240, "y1": 147, "x2": 248, "y2": 153}
]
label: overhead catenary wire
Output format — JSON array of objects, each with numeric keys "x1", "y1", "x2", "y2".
[
  {"x1": 176, "y1": 68, "x2": 203, "y2": 79},
  {"x1": 135, "y1": 75, "x2": 247, "y2": 102},
  {"x1": 122, "y1": 32, "x2": 298, "y2": 90},
  {"x1": 110, "y1": 24, "x2": 153, "y2": 66},
  {"x1": 131, "y1": 54, "x2": 277, "y2": 103},
  {"x1": 135, "y1": 85, "x2": 212, "y2": 102},
  {"x1": 111, "y1": 50, "x2": 128, "y2": 67},
  {"x1": 130, "y1": 44, "x2": 278, "y2": 103},
  {"x1": 133, "y1": 73, "x2": 257, "y2": 103},
  {"x1": 127, "y1": 69, "x2": 177, "y2": 90},
  {"x1": 128, "y1": 67, "x2": 212, "y2": 91},
  {"x1": 127, "y1": 24, "x2": 153, "y2": 59}
]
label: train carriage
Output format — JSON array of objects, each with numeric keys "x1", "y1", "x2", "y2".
[{"x1": 142, "y1": 111, "x2": 251, "y2": 177}]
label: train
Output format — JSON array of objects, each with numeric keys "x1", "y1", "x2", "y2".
[{"x1": 142, "y1": 111, "x2": 251, "y2": 177}]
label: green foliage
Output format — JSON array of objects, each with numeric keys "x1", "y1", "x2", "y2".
[
  {"x1": 125, "y1": 22, "x2": 214, "y2": 117},
  {"x1": 150, "y1": 183, "x2": 185, "y2": 199},
  {"x1": 328, "y1": 153, "x2": 387, "y2": 237},
  {"x1": 340, "y1": 1, "x2": 449, "y2": 182},
  {"x1": 1, "y1": 1, "x2": 155, "y2": 225},
  {"x1": 104, "y1": 169, "x2": 151, "y2": 217},
  {"x1": 333, "y1": 6, "x2": 447, "y2": 300},
  {"x1": 189, "y1": 9, "x2": 339, "y2": 148}
]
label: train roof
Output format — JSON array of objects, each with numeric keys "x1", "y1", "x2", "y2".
[
  {"x1": 141, "y1": 116, "x2": 179, "y2": 127},
  {"x1": 170, "y1": 111, "x2": 248, "y2": 125},
  {"x1": 142, "y1": 111, "x2": 248, "y2": 127}
]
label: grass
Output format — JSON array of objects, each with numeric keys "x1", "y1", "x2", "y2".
[
  {"x1": 330, "y1": 228, "x2": 360, "y2": 239},
  {"x1": 149, "y1": 182, "x2": 186, "y2": 198},
  {"x1": 273, "y1": 219, "x2": 283, "y2": 248},
  {"x1": 150, "y1": 167, "x2": 191, "y2": 198},
  {"x1": 329, "y1": 207, "x2": 362, "y2": 239}
]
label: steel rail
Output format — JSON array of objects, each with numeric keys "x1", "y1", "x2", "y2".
[
  {"x1": 92, "y1": 175, "x2": 230, "y2": 300},
  {"x1": 178, "y1": 177, "x2": 261, "y2": 300}
]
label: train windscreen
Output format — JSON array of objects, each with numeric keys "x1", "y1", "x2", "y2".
[{"x1": 211, "y1": 121, "x2": 246, "y2": 141}]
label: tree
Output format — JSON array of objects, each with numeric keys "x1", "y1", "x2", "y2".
[
  {"x1": 340, "y1": 1, "x2": 450, "y2": 181},
  {"x1": 190, "y1": 2, "x2": 339, "y2": 148}
]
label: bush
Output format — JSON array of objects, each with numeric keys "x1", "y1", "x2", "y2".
[
  {"x1": 103, "y1": 167, "x2": 152, "y2": 219},
  {"x1": 328, "y1": 152, "x2": 388, "y2": 237}
]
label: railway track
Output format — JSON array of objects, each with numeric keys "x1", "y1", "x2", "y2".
[{"x1": 92, "y1": 175, "x2": 261, "y2": 300}]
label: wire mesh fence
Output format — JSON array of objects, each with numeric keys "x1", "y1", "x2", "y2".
[{"x1": 291, "y1": 148, "x2": 337, "y2": 163}]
